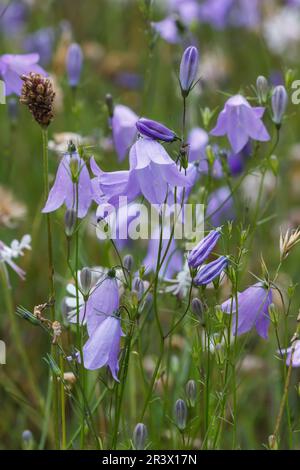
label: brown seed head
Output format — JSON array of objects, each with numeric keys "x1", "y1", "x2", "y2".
[{"x1": 20, "y1": 73, "x2": 55, "y2": 128}]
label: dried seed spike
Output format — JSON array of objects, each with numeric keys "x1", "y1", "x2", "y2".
[{"x1": 20, "y1": 73, "x2": 55, "y2": 128}]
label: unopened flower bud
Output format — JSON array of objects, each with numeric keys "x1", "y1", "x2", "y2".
[
  {"x1": 191, "y1": 297, "x2": 204, "y2": 323},
  {"x1": 174, "y1": 399, "x2": 187, "y2": 431},
  {"x1": 179, "y1": 46, "x2": 199, "y2": 97},
  {"x1": 66, "y1": 43, "x2": 83, "y2": 88},
  {"x1": 272, "y1": 85, "x2": 288, "y2": 126},
  {"x1": 186, "y1": 380, "x2": 197, "y2": 407},
  {"x1": 123, "y1": 254, "x2": 133, "y2": 272},
  {"x1": 268, "y1": 434, "x2": 278, "y2": 450},
  {"x1": 136, "y1": 118, "x2": 176, "y2": 142},
  {"x1": 64, "y1": 209, "x2": 77, "y2": 237},
  {"x1": 133, "y1": 423, "x2": 148, "y2": 450},
  {"x1": 22, "y1": 430, "x2": 34, "y2": 450},
  {"x1": 132, "y1": 277, "x2": 144, "y2": 300},
  {"x1": 80, "y1": 267, "x2": 92, "y2": 296},
  {"x1": 256, "y1": 75, "x2": 269, "y2": 104}
]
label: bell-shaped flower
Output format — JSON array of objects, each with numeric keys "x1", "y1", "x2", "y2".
[
  {"x1": 206, "y1": 186, "x2": 235, "y2": 227},
  {"x1": 42, "y1": 151, "x2": 93, "y2": 218},
  {"x1": 0, "y1": 53, "x2": 46, "y2": 96},
  {"x1": 111, "y1": 104, "x2": 138, "y2": 161},
  {"x1": 221, "y1": 283, "x2": 272, "y2": 339},
  {"x1": 82, "y1": 314, "x2": 124, "y2": 379},
  {"x1": 91, "y1": 137, "x2": 191, "y2": 205},
  {"x1": 279, "y1": 340, "x2": 300, "y2": 368},
  {"x1": 210, "y1": 94, "x2": 270, "y2": 153}
]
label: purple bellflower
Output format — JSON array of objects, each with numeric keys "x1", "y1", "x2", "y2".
[
  {"x1": 42, "y1": 151, "x2": 93, "y2": 218},
  {"x1": 0, "y1": 1, "x2": 28, "y2": 37},
  {"x1": 279, "y1": 341, "x2": 300, "y2": 368},
  {"x1": 82, "y1": 315, "x2": 124, "y2": 378},
  {"x1": 179, "y1": 46, "x2": 199, "y2": 96},
  {"x1": 66, "y1": 43, "x2": 83, "y2": 87},
  {"x1": 194, "y1": 256, "x2": 228, "y2": 286},
  {"x1": 210, "y1": 94, "x2": 270, "y2": 153},
  {"x1": 151, "y1": 16, "x2": 181, "y2": 44},
  {"x1": 0, "y1": 53, "x2": 46, "y2": 96},
  {"x1": 188, "y1": 229, "x2": 221, "y2": 269},
  {"x1": 169, "y1": 0, "x2": 201, "y2": 26},
  {"x1": 187, "y1": 127, "x2": 209, "y2": 163},
  {"x1": 23, "y1": 28, "x2": 55, "y2": 67},
  {"x1": 221, "y1": 283, "x2": 272, "y2": 339},
  {"x1": 111, "y1": 104, "x2": 138, "y2": 161},
  {"x1": 136, "y1": 118, "x2": 177, "y2": 142},
  {"x1": 91, "y1": 137, "x2": 190, "y2": 206},
  {"x1": 206, "y1": 186, "x2": 235, "y2": 227},
  {"x1": 79, "y1": 274, "x2": 124, "y2": 379}
]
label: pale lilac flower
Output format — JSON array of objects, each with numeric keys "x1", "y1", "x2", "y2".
[
  {"x1": 187, "y1": 127, "x2": 209, "y2": 163},
  {"x1": 0, "y1": 53, "x2": 46, "y2": 96},
  {"x1": 82, "y1": 314, "x2": 124, "y2": 379},
  {"x1": 279, "y1": 340, "x2": 300, "y2": 368},
  {"x1": 194, "y1": 256, "x2": 228, "y2": 286},
  {"x1": 0, "y1": 1, "x2": 28, "y2": 37},
  {"x1": 42, "y1": 152, "x2": 93, "y2": 218},
  {"x1": 0, "y1": 234, "x2": 31, "y2": 281},
  {"x1": 199, "y1": 0, "x2": 233, "y2": 29},
  {"x1": 210, "y1": 95, "x2": 270, "y2": 153},
  {"x1": 206, "y1": 186, "x2": 235, "y2": 227},
  {"x1": 111, "y1": 104, "x2": 138, "y2": 161},
  {"x1": 79, "y1": 272, "x2": 124, "y2": 379},
  {"x1": 91, "y1": 138, "x2": 190, "y2": 205},
  {"x1": 169, "y1": 0, "x2": 201, "y2": 26},
  {"x1": 179, "y1": 46, "x2": 199, "y2": 96},
  {"x1": 136, "y1": 118, "x2": 176, "y2": 142},
  {"x1": 24, "y1": 28, "x2": 55, "y2": 67},
  {"x1": 151, "y1": 16, "x2": 181, "y2": 44},
  {"x1": 65, "y1": 267, "x2": 108, "y2": 322},
  {"x1": 221, "y1": 283, "x2": 272, "y2": 339},
  {"x1": 66, "y1": 43, "x2": 83, "y2": 87}
]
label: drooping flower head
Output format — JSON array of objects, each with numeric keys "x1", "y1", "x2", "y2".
[
  {"x1": 211, "y1": 94, "x2": 270, "y2": 153},
  {"x1": 111, "y1": 104, "x2": 138, "y2": 161},
  {"x1": 91, "y1": 137, "x2": 191, "y2": 206},
  {"x1": 0, "y1": 53, "x2": 46, "y2": 96},
  {"x1": 221, "y1": 283, "x2": 272, "y2": 339},
  {"x1": 66, "y1": 43, "x2": 83, "y2": 88},
  {"x1": 79, "y1": 271, "x2": 124, "y2": 380},
  {"x1": 42, "y1": 150, "x2": 93, "y2": 218}
]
